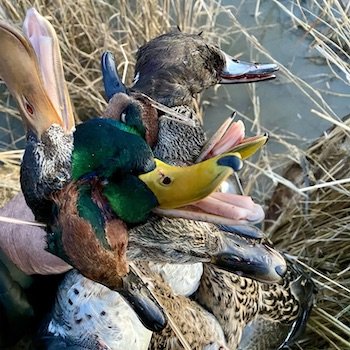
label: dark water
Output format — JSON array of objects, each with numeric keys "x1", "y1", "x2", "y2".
[{"x1": 202, "y1": 0, "x2": 350, "y2": 153}]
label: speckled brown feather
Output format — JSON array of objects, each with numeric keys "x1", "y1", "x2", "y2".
[
  {"x1": 197, "y1": 264, "x2": 303, "y2": 349},
  {"x1": 197, "y1": 265, "x2": 261, "y2": 349},
  {"x1": 259, "y1": 281, "x2": 299, "y2": 322},
  {"x1": 135, "y1": 262, "x2": 228, "y2": 350}
]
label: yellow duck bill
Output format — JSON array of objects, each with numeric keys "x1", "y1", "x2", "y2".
[{"x1": 139, "y1": 153, "x2": 243, "y2": 209}]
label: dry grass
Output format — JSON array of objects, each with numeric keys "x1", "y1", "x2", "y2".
[
  {"x1": 0, "y1": 0, "x2": 350, "y2": 349},
  {"x1": 264, "y1": 119, "x2": 350, "y2": 349},
  {"x1": 234, "y1": 1, "x2": 350, "y2": 348}
]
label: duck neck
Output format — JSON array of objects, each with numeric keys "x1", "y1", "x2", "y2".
[
  {"x1": 132, "y1": 77, "x2": 194, "y2": 108},
  {"x1": 21, "y1": 125, "x2": 73, "y2": 222},
  {"x1": 152, "y1": 107, "x2": 207, "y2": 164}
]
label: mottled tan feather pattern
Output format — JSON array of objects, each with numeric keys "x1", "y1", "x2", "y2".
[
  {"x1": 197, "y1": 264, "x2": 301, "y2": 349},
  {"x1": 259, "y1": 282, "x2": 299, "y2": 322},
  {"x1": 197, "y1": 265, "x2": 260, "y2": 349},
  {"x1": 134, "y1": 262, "x2": 228, "y2": 350}
]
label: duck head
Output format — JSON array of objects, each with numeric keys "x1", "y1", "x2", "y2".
[
  {"x1": 131, "y1": 31, "x2": 278, "y2": 107},
  {"x1": 72, "y1": 110, "x2": 266, "y2": 228},
  {"x1": 70, "y1": 115, "x2": 245, "y2": 225},
  {"x1": 0, "y1": 10, "x2": 74, "y2": 137},
  {"x1": 0, "y1": 9, "x2": 75, "y2": 222}
]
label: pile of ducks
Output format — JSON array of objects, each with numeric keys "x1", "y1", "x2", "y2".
[{"x1": 0, "y1": 8, "x2": 316, "y2": 350}]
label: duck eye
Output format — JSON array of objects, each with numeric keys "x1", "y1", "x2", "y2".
[
  {"x1": 120, "y1": 112, "x2": 126, "y2": 123},
  {"x1": 161, "y1": 176, "x2": 172, "y2": 186},
  {"x1": 24, "y1": 99, "x2": 34, "y2": 115}
]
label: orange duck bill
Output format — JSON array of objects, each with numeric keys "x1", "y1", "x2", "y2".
[{"x1": 154, "y1": 117, "x2": 267, "y2": 226}]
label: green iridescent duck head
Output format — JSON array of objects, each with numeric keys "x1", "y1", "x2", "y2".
[{"x1": 71, "y1": 116, "x2": 244, "y2": 225}]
